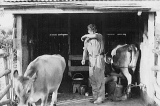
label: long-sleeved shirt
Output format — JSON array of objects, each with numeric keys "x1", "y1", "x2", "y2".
[{"x1": 82, "y1": 33, "x2": 105, "y2": 69}]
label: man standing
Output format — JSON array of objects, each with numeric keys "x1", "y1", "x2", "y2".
[{"x1": 81, "y1": 24, "x2": 105, "y2": 104}]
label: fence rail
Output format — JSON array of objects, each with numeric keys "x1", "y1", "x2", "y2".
[{"x1": 0, "y1": 48, "x2": 13, "y2": 106}]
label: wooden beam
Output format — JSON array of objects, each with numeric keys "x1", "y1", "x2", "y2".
[
  {"x1": 69, "y1": 66, "x2": 89, "y2": 71},
  {"x1": 0, "y1": 84, "x2": 11, "y2": 100},
  {"x1": 69, "y1": 55, "x2": 89, "y2": 60},
  {"x1": 148, "y1": 12, "x2": 155, "y2": 49},
  {"x1": 147, "y1": 12, "x2": 155, "y2": 100},
  {"x1": 68, "y1": 14, "x2": 71, "y2": 55},
  {"x1": 3, "y1": 57, "x2": 11, "y2": 102},
  {"x1": 0, "y1": 69, "x2": 11, "y2": 78},
  {"x1": 0, "y1": 99, "x2": 11, "y2": 105},
  {"x1": 16, "y1": 15, "x2": 23, "y2": 76}
]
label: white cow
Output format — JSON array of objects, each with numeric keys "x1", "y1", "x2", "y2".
[{"x1": 13, "y1": 54, "x2": 66, "y2": 106}]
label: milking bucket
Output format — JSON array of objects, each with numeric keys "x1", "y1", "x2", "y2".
[
  {"x1": 114, "y1": 84, "x2": 123, "y2": 97},
  {"x1": 80, "y1": 85, "x2": 86, "y2": 95},
  {"x1": 72, "y1": 73, "x2": 84, "y2": 93}
]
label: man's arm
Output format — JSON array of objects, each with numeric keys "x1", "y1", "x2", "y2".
[
  {"x1": 81, "y1": 34, "x2": 98, "y2": 41},
  {"x1": 82, "y1": 48, "x2": 87, "y2": 60},
  {"x1": 81, "y1": 47, "x2": 88, "y2": 65}
]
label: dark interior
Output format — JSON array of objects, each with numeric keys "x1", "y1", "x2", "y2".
[{"x1": 22, "y1": 13, "x2": 142, "y2": 94}]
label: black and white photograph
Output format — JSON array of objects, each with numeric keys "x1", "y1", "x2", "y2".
[{"x1": 0, "y1": 0, "x2": 160, "y2": 106}]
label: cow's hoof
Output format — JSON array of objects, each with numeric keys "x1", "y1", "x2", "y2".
[
  {"x1": 127, "y1": 93, "x2": 132, "y2": 98},
  {"x1": 93, "y1": 100, "x2": 104, "y2": 104}
]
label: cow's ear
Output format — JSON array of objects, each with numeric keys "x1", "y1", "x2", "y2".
[{"x1": 13, "y1": 70, "x2": 19, "y2": 78}]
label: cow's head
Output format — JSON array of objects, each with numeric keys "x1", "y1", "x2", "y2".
[
  {"x1": 104, "y1": 53, "x2": 113, "y2": 64},
  {"x1": 13, "y1": 70, "x2": 36, "y2": 106}
]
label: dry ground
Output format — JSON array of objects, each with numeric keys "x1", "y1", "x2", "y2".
[
  {"x1": 45, "y1": 93, "x2": 144, "y2": 106},
  {"x1": 57, "y1": 98, "x2": 144, "y2": 106}
]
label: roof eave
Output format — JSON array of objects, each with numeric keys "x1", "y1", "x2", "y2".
[{"x1": 1, "y1": 1, "x2": 160, "y2": 13}]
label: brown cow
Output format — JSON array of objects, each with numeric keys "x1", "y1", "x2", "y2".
[
  {"x1": 13, "y1": 54, "x2": 66, "y2": 106},
  {"x1": 105, "y1": 44, "x2": 139, "y2": 96}
]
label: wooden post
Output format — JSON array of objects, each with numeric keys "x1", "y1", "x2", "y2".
[
  {"x1": 3, "y1": 57, "x2": 10, "y2": 102},
  {"x1": 68, "y1": 15, "x2": 70, "y2": 51},
  {"x1": 148, "y1": 13, "x2": 155, "y2": 49},
  {"x1": 68, "y1": 14, "x2": 72, "y2": 77},
  {"x1": 0, "y1": 69, "x2": 11, "y2": 79},
  {"x1": 0, "y1": 84, "x2": 11, "y2": 100},
  {"x1": 0, "y1": 49, "x2": 11, "y2": 105},
  {"x1": 101, "y1": 14, "x2": 106, "y2": 52},
  {"x1": 0, "y1": 99, "x2": 11, "y2": 106},
  {"x1": 140, "y1": 12, "x2": 155, "y2": 105},
  {"x1": 147, "y1": 12, "x2": 155, "y2": 102},
  {"x1": 15, "y1": 15, "x2": 23, "y2": 76},
  {"x1": 22, "y1": 16, "x2": 29, "y2": 74}
]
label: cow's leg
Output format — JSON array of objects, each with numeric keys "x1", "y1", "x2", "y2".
[
  {"x1": 51, "y1": 89, "x2": 58, "y2": 106},
  {"x1": 121, "y1": 68, "x2": 132, "y2": 96},
  {"x1": 32, "y1": 103, "x2": 36, "y2": 106},
  {"x1": 41, "y1": 94, "x2": 48, "y2": 106},
  {"x1": 28, "y1": 103, "x2": 36, "y2": 106}
]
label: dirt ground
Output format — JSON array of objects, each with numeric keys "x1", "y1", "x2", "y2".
[
  {"x1": 56, "y1": 98, "x2": 144, "y2": 106},
  {"x1": 56, "y1": 95, "x2": 144, "y2": 106},
  {"x1": 35, "y1": 80, "x2": 144, "y2": 106},
  {"x1": 45, "y1": 93, "x2": 145, "y2": 106}
]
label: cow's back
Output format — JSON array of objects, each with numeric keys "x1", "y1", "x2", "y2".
[
  {"x1": 112, "y1": 44, "x2": 139, "y2": 69},
  {"x1": 24, "y1": 54, "x2": 66, "y2": 93},
  {"x1": 112, "y1": 45, "x2": 131, "y2": 67}
]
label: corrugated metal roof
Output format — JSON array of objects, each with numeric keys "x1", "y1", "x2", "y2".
[
  {"x1": 1, "y1": 0, "x2": 160, "y2": 13},
  {"x1": 3, "y1": 0, "x2": 160, "y2": 2}
]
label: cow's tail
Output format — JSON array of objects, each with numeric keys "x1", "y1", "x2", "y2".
[{"x1": 128, "y1": 44, "x2": 139, "y2": 71}]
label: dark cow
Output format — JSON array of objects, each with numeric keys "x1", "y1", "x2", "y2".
[
  {"x1": 13, "y1": 54, "x2": 66, "y2": 106},
  {"x1": 105, "y1": 44, "x2": 139, "y2": 95}
]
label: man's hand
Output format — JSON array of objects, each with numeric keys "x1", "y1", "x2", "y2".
[
  {"x1": 81, "y1": 60, "x2": 85, "y2": 65},
  {"x1": 81, "y1": 36, "x2": 87, "y2": 41}
]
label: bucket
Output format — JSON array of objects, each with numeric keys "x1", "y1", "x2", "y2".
[
  {"x1": 79, "y1": 85, "x2": 86, "y2": 95},
  {"x1": 72, "y1": 73, "x2": 84, "y2": 81},
  {"x1": 72, "y1": 73, "x2": 84, "y2": 93},
  {"x1": 114, "y1": 84, "x2": 123, "y2": 97}
]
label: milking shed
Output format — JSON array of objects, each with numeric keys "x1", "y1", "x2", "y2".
[{"x1": 1, "y1": 0, "x2": 160, "y2": 105}]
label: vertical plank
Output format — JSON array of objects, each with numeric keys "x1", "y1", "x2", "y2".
[
  {"x1": 12, "y1": 15, "x2": 17, "y2": 103},
  {"x1": 140, "y1": 13, "x2": 155, "y2": 105},
  {"x1": 68, "y1": 14, "x2": 71, "y2": 77},
  {"x1": 3, "y1": 57, "x2": 10, "y2": 106},
  {"x1": 16, "y1": 15, "x2": 23, "y2": 76},
  {"x1": 68, "y1": 14, "x2": 71, "y2": 55},
  {"x1": 148, "y1": 13, "x2": 155, "y2": 49},
  {"x1": 101, "y1": 14, "x2": 106, "y2": 53},
  {"x1": 147, "y1": 12, "x2": 155, "y2": 101},
  {"x1": 22, "y1": 16, "x2": 29, "y2": 74}
]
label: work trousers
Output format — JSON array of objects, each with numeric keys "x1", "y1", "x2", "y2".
[{"x1": 89, "y1": 66, "x2": 105, "y2": 101}]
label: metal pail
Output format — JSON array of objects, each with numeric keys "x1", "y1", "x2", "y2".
[
  {"x1": 114, "y1": 84, "x2": 123, "y2": 97},
  {"x1": 72, "y1": 73, "x2": 84, "y2": 81},
  {"x1": 80, "y1": 85, "x2": 86, "y2": 95}
]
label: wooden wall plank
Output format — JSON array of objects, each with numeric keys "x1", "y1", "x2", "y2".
[
  {"x1": 69, "y1": 55, "x2": 89, "y2": 60},
  {"x1": 69, "y1": 66, "x2": 89, "y2": 71},
  {"x1": 15, "y1": 15, "x2": 23, "y2": 76},
  {"x1": 0, "y1": 99, "x2": 11, "y2": 105}
]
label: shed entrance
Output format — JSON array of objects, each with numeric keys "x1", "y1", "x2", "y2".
[{"x1": 23, "y1": 13, "x2": 141, "y2": 94}]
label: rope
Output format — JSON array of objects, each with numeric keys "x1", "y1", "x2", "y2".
[
  {"x1": 124, "y1": 83, "x2": 143, "y2": 94},
  {"x1": 113, "y1": 65, "x2": 137, "y2": 69}
]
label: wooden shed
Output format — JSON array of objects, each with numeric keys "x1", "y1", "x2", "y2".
[{"x1": 1, "y1": 0, "x2": 160, "y2": 105}]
